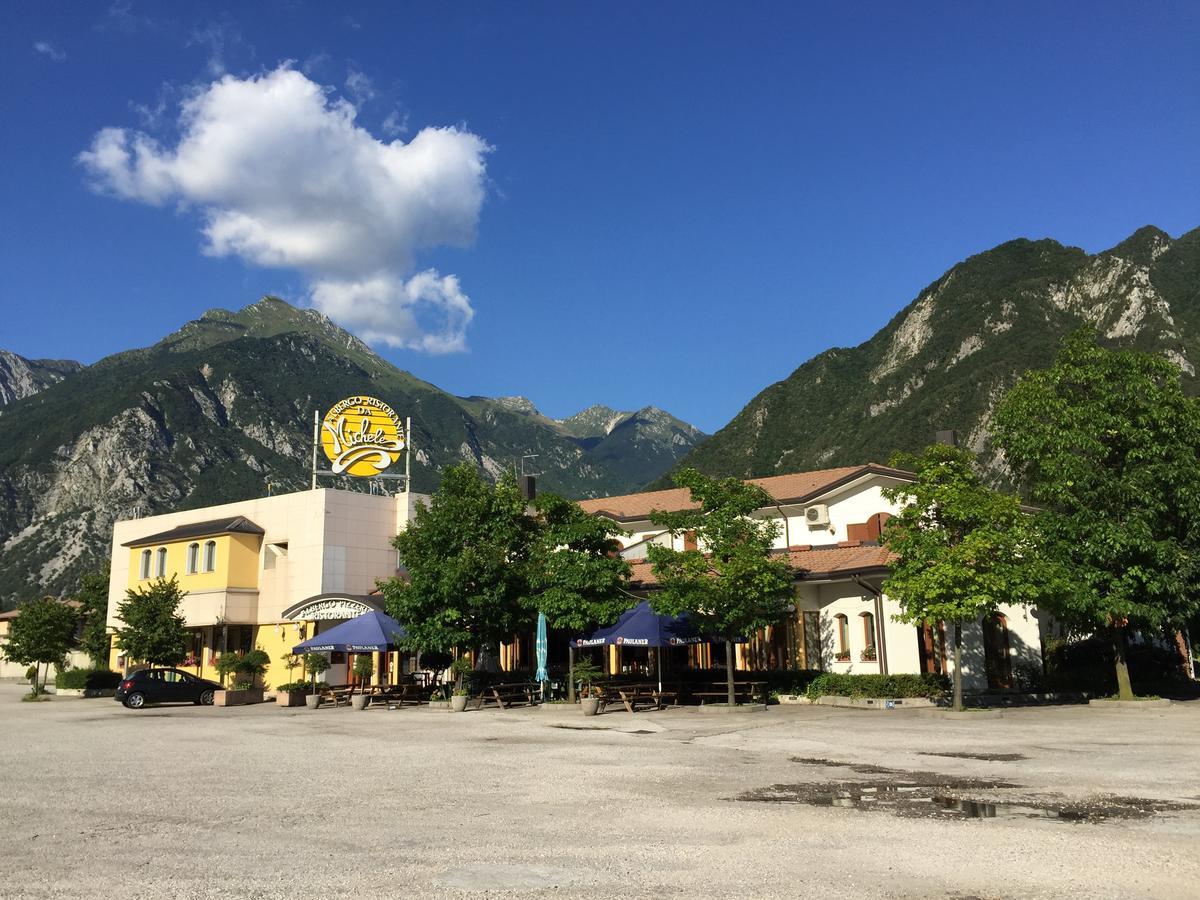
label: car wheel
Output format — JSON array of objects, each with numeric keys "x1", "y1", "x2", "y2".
[
  {"x1": 198, "y1": 690, "x2": 215, "y2": 706},
  {"x1": 124, "y1": 692, "x2": 146, "y2": 709}
]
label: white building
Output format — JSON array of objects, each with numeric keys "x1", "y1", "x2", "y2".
[{"x1": 580, "y1": 464, "x2": 1048, "y2": 692}]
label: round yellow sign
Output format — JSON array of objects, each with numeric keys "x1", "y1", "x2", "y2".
[{"x1": 320, "y1": 396, "x2": 406, "y2": 476}]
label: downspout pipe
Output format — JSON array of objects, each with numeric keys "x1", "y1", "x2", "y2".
[
  {"x1": 773, "y1": 504, "x2": 791, "y2": 549},
  {"x1": 852, "y1": 575, "x2": 888, "y2": 676}
]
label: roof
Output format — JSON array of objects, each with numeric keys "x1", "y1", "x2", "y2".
[
  {"x1": 0, "y1": 599, "x2": 81, "y2": 621},
  {"x1": 122, "y1": 516, "x2": 265, "y2": 548},
  {"x1": 626, "y1": 542, "x2": 895, "y2": 588},
  {"x1": 578, "y1": 464, "x2": 912, "y2": 522}
]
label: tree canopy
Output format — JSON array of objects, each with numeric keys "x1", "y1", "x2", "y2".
[
  {"x1": 2, "y1": 597, "x2": 78, "y2": 693},
  {"x1": 382, "y1": 464, "x2": 536, "y2": 659},
  {"x1": 881, "y1": 443, "x2": 1064, "y2": 709},
  {"x1": 382, "y1": 464, "x2": 633, "y2": 669},
  {"x1": 647, "y1": 467, "x2": 794, "y2": 705},
  {"x1": 113, "y1": 576, "x2": 190, "y2": 668},
  {"x1": 76, "y1": 566, "x2": 111, "y2": 668},
  {"x1": 993, "y1": 329, "x2": 1200, "y2": 698}
]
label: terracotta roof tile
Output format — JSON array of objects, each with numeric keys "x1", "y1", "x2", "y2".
[
  {"x1": 627, "y1": 543, "x2": 895, "y2": 587},
  {"x1": 578, "y1": 464, "x2": 911, "y2": 521}
]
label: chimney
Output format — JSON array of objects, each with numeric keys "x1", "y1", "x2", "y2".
[
  {"x1": 935, "y1": 430, "x2": 958, "y2": 447},
  {"x1": 519, "y1": 475, "x2": 537, "y2": 501}
]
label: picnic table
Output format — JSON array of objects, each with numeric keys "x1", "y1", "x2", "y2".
[
  {"x1": 361, "y1": 683, "x2": 427, "y2": 709},
  {"x1": 604, "y1": 682, "x2": 681, "y2": 713},
  {"x1": 471, "y1": 682, "x2": 538, "y2": 710},
  {"x1": 690, "y1": 681, "x2": 767, "y2": 705}
]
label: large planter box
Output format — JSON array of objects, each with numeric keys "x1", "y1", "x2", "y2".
[
  {"x1": 214, "y1": 688, "x2": 264, "y2": 707},
  {"x1": 276, "y1": 691, "x2": 307, "y2": 707},
  {"x1": 1088, "y1": 698, "x2": 1173, "y2": 709},
  {"x1": 695, "y1": 703, "x2": 768, "y2": 715}
]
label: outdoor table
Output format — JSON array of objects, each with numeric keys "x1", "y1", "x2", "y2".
[{"x1": 471, "y1": 682, "x2": 538, "y2": 709}]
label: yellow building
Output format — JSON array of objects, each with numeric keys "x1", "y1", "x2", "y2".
[{"x1": 106, "y1": 488, "x2": 428, "y2": 686}]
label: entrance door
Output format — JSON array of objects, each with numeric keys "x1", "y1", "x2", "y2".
[{"x1": 982, "y1": 614, "x2": 1013, "y2": 690}]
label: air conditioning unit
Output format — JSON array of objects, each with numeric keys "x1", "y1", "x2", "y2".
[{"x1": 805, "y1": 504, "x2": 830, "y2": 527}]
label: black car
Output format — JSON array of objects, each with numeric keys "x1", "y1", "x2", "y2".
[{"x1": 114, "y1": 668, "x2": 222, "y2": 709}]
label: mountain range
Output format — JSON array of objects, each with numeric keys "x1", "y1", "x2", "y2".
[
  {"x1": 0, "y1": 298, "x2": 703, "y2": 607},
  {"x1": 3, "y1": 223, "x2": 1198, "y2": 607}
]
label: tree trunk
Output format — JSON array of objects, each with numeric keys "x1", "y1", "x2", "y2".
[
  {"x1": 1112, "y1": 624, "x2": 1135, "y2": 701},
  {"x1": 952, "y1": 622, "x2": 964, "y2": 712},
  {"x1": 726, "y1": 639, "x2": 736, "y2": 706},
  {"x1": 568, "y1": 645, "x2": 576, "y2": 703}
]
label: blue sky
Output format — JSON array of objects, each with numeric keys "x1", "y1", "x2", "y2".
[{"x1": 2, "y1": 2, "x2": 1198, "y2": 433}]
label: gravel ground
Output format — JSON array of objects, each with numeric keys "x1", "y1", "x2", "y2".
[{"x1": 1, "y1": 685, "x2": 1198, "y2": 899}]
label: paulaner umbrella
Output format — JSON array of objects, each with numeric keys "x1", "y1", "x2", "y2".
[
  {"x1": 292, "y1": 610, "x2": 407, "y2": 654},
  {"x1": 570, "y1": 601, "x2": 743, "y2": 692}
]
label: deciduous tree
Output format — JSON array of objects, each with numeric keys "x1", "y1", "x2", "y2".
[
  {"x1": 881, "y1": 444, "x2": 1063, "y2": 710},
  {"x1": 113, "y1": 576, "x2": 190, "y2": 670},
  {"x1": 648, "y1": 468, "x2": 794, "y2": 706},
  {"x1": 993, "y1": 330, "x2": 1200, "y2": 699},
  {"x1": 2, "y1": 597, "x2": 78, "y2": 696},
  {"x1": 76, "y1": 566, "x2": 112, "y2": 668}
]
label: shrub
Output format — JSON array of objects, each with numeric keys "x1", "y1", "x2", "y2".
[
  {"x1": 214, "y1": 653, "x2": 242, "y2": 684},
  {"x1": 804, "y1": 672, "x2": 949, "y2": 701},
  {"x1": 55, "y1": 668, "x2": 123, "y2": 691},
  {"x1": 275, "y1": 681, "x2": 310, "y2": 693}
]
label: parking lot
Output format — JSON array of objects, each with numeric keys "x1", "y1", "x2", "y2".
[{"x1": 2, "y1": 685, "x2": 1198, "y2": 899}]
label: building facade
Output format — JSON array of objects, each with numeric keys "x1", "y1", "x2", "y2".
[
  {"x1": 106, "y1": 488, "x2": 428, "y2": 686},
  {"x1": 579, "y1": 464, "x2": 1048, "y2": 692}
]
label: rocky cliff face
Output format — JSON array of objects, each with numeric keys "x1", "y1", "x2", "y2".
[
  {"x1": 0, "y1": 351, "x2": 81, "y2": 406},
  {"x1": 666, "y1": 225, "x2": 1200, "y2": 483},
  {"x1": 0, "y1": 298, "x2": 704, "y2": 607}
]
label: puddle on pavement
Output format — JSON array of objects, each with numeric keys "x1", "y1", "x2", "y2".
[
  {"x1": 737, "y1": 781, "x2": 1185, "y2": 822},
  {"x1": 549, "y1": 724, "x2": 654, "y2": 735},
  {"x1": 789, "y1": 757, "x2": 1018, "y2": 789},
  {"x1": 920, "y1": 751, "x2": 1027, "y2": 762}
]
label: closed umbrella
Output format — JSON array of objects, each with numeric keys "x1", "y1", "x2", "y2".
[{"x1": 535, "y1": 612, "x2": 549, "y2": 698}]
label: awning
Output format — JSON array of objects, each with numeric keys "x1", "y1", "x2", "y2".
[{"x1": 292, "y1": 610, "x2": 407, "y2": 654}]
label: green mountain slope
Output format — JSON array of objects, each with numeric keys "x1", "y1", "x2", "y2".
[
  {"x1": 662, "y1": 225, "x2": 1200, "y2": 483},
  {"x1": 0, "y1": 298, "x2": 703, "y2": 607}
]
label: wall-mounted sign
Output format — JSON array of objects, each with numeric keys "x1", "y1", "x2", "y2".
[{"x1": 321, "y1": 396, "x2": 406, "y2": 476}]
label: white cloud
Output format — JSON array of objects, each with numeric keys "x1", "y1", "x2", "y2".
[
  {"x1": 345, "y1": 67, "x2": 376, "y2": 105},
  {"x1": 79, "y1": 65, "x2": 491, "y2": 353},
  {"x1": 34, "y1": 41, "x2": 66, "y2": 61}
]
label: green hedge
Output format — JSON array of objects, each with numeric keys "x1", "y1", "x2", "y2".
[
  {"x1": 804, "y1": 672, "x2": 949, "y2": 701},
  {"x1": 54, "y1": 669, "x2": 122, "y2": 691}
]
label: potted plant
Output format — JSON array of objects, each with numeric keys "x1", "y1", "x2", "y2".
[
  {"x1": 573, "y1": 659, "x2": 604, "y2": 716},
  {"x1": 449, "y1": 657, "x2": 473, "y2": 712},
  {"x1": 860, "y1": 646, "x2": 877, "y2": 662},
  {"x1": 351, "y1": 655, "x2": 374, "y2": 710},
  {"x1": 835, "y1": 649, "x2": 851, "y2": 663},
  {"x1": 303, "y1": 652, "x2": 330, "y2": 709}
]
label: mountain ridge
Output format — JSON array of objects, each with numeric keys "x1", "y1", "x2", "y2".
[
  {"x1": 0, "y1": 298, "x2": 704, "y2": 607},
  {"x1": 657, "y1": 224, "x2": 1200, "y2": 486}
]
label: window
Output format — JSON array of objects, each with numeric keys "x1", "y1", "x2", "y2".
[
  {"x1": 155, "y1": 547, "x2": 167, "y2": 578},
  {"x1": 834, "y1": 614, "x2": 850, "y2": 658},
  {"x1": 203, "y1": 540, "x2": 216, "y2": 572},
  {"x1": 139, "y1": 549, "x2": 151, "y2": 580},
  {"x1": 861, "y1": 612, "x2": 876, "y2": 650},
  {"x1": 860, "y1": 611, "x2": 877, "y2": 661},
  {"x1": 186, "y1": 543, "x2": 199, "y2": 574}
]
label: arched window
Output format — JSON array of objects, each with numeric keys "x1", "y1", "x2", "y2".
[
  {"x1": 860, "y1": 611, "x2": 877, "y2": 661},
  {"x1": 155, "y1": 547, "x2": 167, "y2": 578},
  {"x1": 860, "y1": 611, "x2": 876, "y2": 650},
  {"x1": 834, "y1": 614, "x2": 850, "y2": 656},
  {"x1": 203, "y1": 540, "x2": 217, "y2": 572},
  {"x1": 139, "y1": 549, "x2": 152, "y2": 580},
  {"x1": 186, "y1": 543, "x2": 199, "y2": 574}
]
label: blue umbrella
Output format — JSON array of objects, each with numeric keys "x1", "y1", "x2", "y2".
[
  {"x1": 535, "y1": 612, "x2": 549, "y2": 686},
  {"x1": 570, "y1": 601, "x2": 744, "y2": 691},
  {"x1": 292, "y1": 610, "x2": 407, "y2": 654}
]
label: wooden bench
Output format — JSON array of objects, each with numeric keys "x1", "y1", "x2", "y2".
[
  {"x1": 471, "y1": 682, "x2": 537, "y2": 710},
  {"x1": 317, "y1": 684, "x2": 354, "y2": 708}
]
